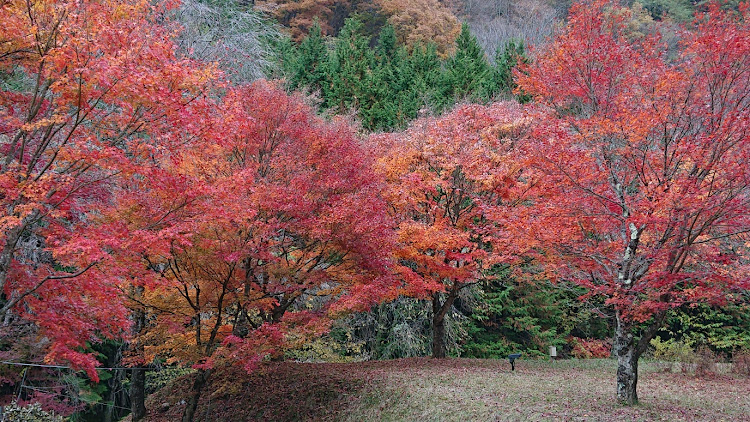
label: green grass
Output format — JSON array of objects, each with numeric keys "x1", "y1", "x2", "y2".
[{"x1": 143, "y1": 358, "x2": 750, "y2": 421}]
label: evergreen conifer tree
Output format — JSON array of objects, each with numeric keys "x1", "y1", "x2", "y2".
[
  {"x1": 376, "y1": 23, "x2": 399, "y2": 63},
  {"x1": 406, "y1": 42, "x2": 441, "y2": 117},
  {"x1": 279, "y1": 20, "x2": 446, "y2": 130},
  {"x1": 437, "y1": 23, "x2": 490, "y2": 111},
  {"x1": 327, "y1": 18, "x2": 377, "y2": 118},
  {"x1": 484, "y1": 39, "x2": 530, "y2": 102},
  {"x1": 288, "y1": 21, "x2": 331, "y2": 100},
  {"x1": 368, "y1": 24, "x2": 424, "y2": 129}
]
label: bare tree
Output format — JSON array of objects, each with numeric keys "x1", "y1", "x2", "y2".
[
  {"x1": 459, "y1": 0, "x2": 562, "y2": 57},
  {"x1": 173, "y1": 0, "x2": 282, "y2": 83}
]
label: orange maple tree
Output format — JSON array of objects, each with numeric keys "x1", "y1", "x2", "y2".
[
  {"x1": 516, "y1": 0, "x2": 750, "y2": 404},
  {"x1": 0, "y1": 0, "x2": 217, "y2": 377},
  {"x1": 110, "y1": 81, "x2": 397, "y2": 421},
  {"x1": 377, "y1": 0, "x2": 461, "y2": 57},
  {"x1": 256, "y1": 0, "x2": 345, "y2": 41},
  {"x1": 372, "y1": 103, "x2": 533, "y2": 358}
]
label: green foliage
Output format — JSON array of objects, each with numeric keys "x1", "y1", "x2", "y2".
[
  {"x1": 649, "y1": 337, "x2": 696, "y2": 362},
  {"x1": 637, "y1": 0, "x2": 695, "y2": 21},
  {"x1": 145, "y1": 366, "x2": 196, "y2": 396},
  {"x1": 637, "y1": 0, "x2": 746, "y2": 22},
  {"x1": 0, "y1": 67, "x2": 31, "y2": 93},
  {"x1": 463, "y1": 271, "x2": 611, "y2": 359},
  {"x1": 327, "y1": 18, "x2": 377, "y2": 113},
  {"x1": 484, "y1": 39, "x2": 530, "y2": 102},
  {"x1": 463, "y1": 279, "x2": 562, "y2": 358},
  {"x1": 284, "y1": 21, "x2": 331, "y2": 97},
  {"x1": 655, "y1": 303, "x2": 750, "y2": 355},
  {"x1": 436, "y1": 23, "x2": 491, "y2": 111},
  {"x1": 324, "y1": 18, "x2": 436, "y2": 130},
  {"x1": 2, "y1": 402, "x2": 63, "y2": 422},
  {"x1": 407, "y1": 43, "x2": 441, "y2": 90},
  {"x1": 279, "y1": 19, "x2": 499, "y2": 130},
  {"x1": 120, "y1": 365, "x2": 196, "y2": 395},
  {"x1": 73, "y1": 369, "x2": 111, "y2": 405},
  {"x1": 385, "y1": 41, "x2": 442, "y2": 126},
  {"x1": 367, "y1": 27, "x2": 437, "y2": 130},
  {"x1": 376, "y1": 23, "x2": 398, "y2": 60}
]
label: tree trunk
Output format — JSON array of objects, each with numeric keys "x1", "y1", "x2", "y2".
[
  {"x1": 104, "y1": 345, "x2": 125, "y2": 422},
  {"x1": 614, "y1": 312, "x2": 639, "y2": 404},
  {"x1": 431, "y1": 292, "x2": 457, "y2": 359},
  {"x1": 232, "y1": 310, "x2": 248, "y2": 338},
  {"x1": 432, "y1": 310, "x2": 446, "y2": 358},
  {"x1": 104, "y1": 367, "x2": 127, "y2": 422},
  {"x1": 182, "y1": 369, "x2": 210, "y2": 422},
  {"x1": 130, "y1": 367, "x2": 147, "y2": 421},
  {"x1": 130, "y1": 288, "x2": 148, "y2": 420}
]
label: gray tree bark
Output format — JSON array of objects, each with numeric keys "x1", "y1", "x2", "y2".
[{"x1": 614, "y1": 313, "x2": 638, "y2": 404}]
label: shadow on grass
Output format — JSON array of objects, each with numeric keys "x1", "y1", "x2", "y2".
[{"x1": 142, "y1": 362, "x2": 376, "y2": 422}]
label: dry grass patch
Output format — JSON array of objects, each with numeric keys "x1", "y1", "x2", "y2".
[
  {"x1": 145, "y1": 358, "x2": 750, "y2": 421},
  {"x1": 343, "y1": 358, "x2": 750, "y2": 422}
]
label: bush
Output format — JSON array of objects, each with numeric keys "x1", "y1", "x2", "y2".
[
  {"x1": 649, "y1": 337, "x2": 695, "y2": 362},
  {"x1": 732, "y1": 349, "x2": 750, "y2": 376},
  {"x1": 285, "y1": 328, "x2": 367, "y2": 363},
  {"x1": 145, "y1": 366, "x2": 195, "y2": 395},
  {"x1": 648, "y1": 338, "x2": 730, "y2": 377},
  {"x1": 568, "y1": 337, "x2": 611, "y2": 359},
  {"x1": 1, "y1": 402, "x2": 63, "y2": 422},
  {"x1": 694, "y1": 345, "x2": 720, "y2": 378}
]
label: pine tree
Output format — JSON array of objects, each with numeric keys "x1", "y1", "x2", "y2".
[
  {"x1": 278, "y1": 20, "x2": 444, "y2": 130},
  {"x1": 327, "y1": 18, "x2": 376, "y2": 117},
  {"x1": 483, "y1": 39, "x2": 530, "y2": 102},
  {"x1": 405, "y1": 42, "x2": 441, "y2": 116},
  {"x1": 437, "y1": 23, "x2": 491, "y2": 111},
  {"x1": 376, "y1": 23, "x2": 398, "y2": 63},
  {"x1": 286, "y1": 21, "x2": 330, "y2": 100},
  {"x1": 368, "y1": 24, "x2": 422, "y2": 130}
]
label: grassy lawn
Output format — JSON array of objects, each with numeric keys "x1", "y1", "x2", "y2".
[
  {"x1": 342, "y1": 358, "x2": 749, "y2": 421},
  {"x1": 144, "y1": 358, "x2": 750, "y2": 421}
]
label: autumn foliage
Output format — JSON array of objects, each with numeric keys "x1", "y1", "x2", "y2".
[
  {"x1": 260, "y1": 0, "x2": 461, "y2": 56},
  {"x1": 0, "y1": 0, "x2": 216, "y2": 378},
  {"x1": 377, "y1": 0, "x2": 462, "y2": 57},
  {"x1": 2, "y1": 0, "x2": 750, "y2": 418},
  {"x1": 113, "y1": 80, "x2": 397, "y2": 375},
  {"x1": 88, "y1": 79, "x2": 398, "y2": 420},
  {"x1": 256, "y1": 0, "x2": 343, "y2": 41},
  {"x1": 516, "y1": 0, "x2": 750, "y2": 403},
  {"x1": 372, "y1": 102, "x2": 533, "y2": 357}
]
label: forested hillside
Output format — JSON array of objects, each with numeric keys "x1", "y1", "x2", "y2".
[{"x1": 1, "y1": 0, "x2": 748, "y2": 421}]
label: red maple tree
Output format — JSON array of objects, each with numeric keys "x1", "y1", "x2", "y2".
[
  {"x1": 516, "y1": 0, "x2": 750, "y2": 404},
  {"x1": 372, "y1": 103, "x2": 533, "y2": 358},
  {"x1": 0, "y1": 0, "x2": 217, "y2": 377},
  {"x1": 109, "y1": 81, "x2": 397, "y2": 421}
]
